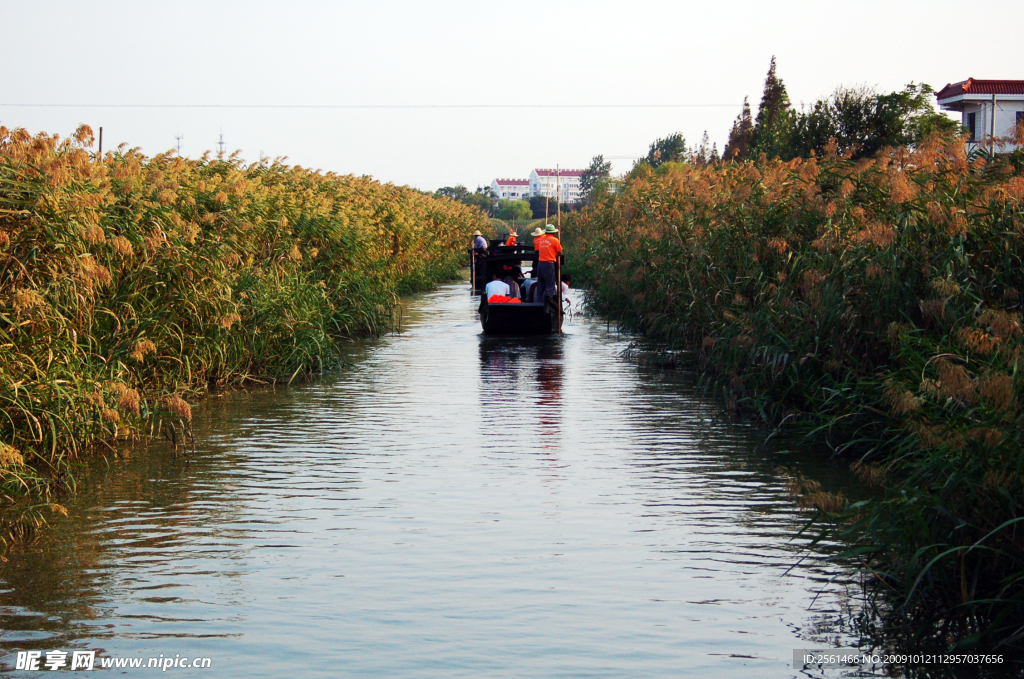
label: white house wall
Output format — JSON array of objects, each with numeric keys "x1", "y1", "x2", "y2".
[
  {"x1": 942, "y1": 94, "x2": 1024, "y2": 152},
  {"x1": 528, "y1": 171, "x2": 584, "y2": 203},
  {"x1": 491, "y1": 180, "x2": 530, "y2": 200}
]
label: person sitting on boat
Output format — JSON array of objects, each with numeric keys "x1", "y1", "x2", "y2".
[
  {"x1": 521, "y1": 276, "x2": 536, "y2": 300},
  {"x1": 536, "y1": 224, "x2": 563, "y2": 300},
  {"x1": 484, "y1": 273, "x2": 511, "y2": 300},
  {"x1": 561, "y1": 272, "x2": 572, "y2": 305},
  {"x1": 505, "y1": 230, "x2": 517, "y2": 246},
  {"x1": 503, "y1": 275, "x2": 521, "y2": 300},
  {"x1": 500, "y1": 262, "x2": 522, "y2": 279}
]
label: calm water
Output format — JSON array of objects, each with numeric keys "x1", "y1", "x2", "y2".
[{"x1": 1, "y1": 283, "x2": 871, "y2": 677}]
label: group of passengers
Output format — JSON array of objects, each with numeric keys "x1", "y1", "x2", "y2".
[{"x1": 477, "y1": 224, "x2": 570, "y2": 305}]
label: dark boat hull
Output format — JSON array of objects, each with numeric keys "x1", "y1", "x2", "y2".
[{"x1": 479, "y1": 298, "x2": 556, "y2": 335}]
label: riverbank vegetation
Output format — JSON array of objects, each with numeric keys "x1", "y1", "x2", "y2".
[
  {"x1": 0, "y1": 125, "x2": 484, "y2": 515},
  {"x1": 567, "y1": 63, "x2": 1024, "y2": 651}
]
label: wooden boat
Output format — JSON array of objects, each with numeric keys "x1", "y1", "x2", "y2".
[{"x1": 472, "y1": 240, "x2": 560, "y2": 335}]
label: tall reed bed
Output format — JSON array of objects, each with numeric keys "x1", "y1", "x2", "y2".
[
  {"x1": 566, "y1": 134, "x2": 1024, "y2": 649},
  {"x1": 0, "y1": 125, "x2": 484, "y2": 507}
]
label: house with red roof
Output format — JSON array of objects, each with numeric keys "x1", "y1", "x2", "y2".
[
  {"x1": 936, "y1": 78, "x2": 1024, "y2": 152},
  {"x1": 529, "y1": 168, "x2": 585, "y2": 203},
  {"x1": 490, "y1": 178, "x2": 529, "y2": 200}
]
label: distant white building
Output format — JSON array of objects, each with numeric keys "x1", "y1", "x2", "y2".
[
  {"x1": 491, "y1": 178, "x2": 530, "y2": 200},
  {"x1": 529, "y1": 168, "x2": 584, "y2": 203},
  {"x1": 936, "y1": 78, "x2": 1024, "y2": 153}
]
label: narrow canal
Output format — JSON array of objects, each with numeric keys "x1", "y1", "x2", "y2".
[{"x1": 1, "y1": 282, "x2": 869, "y2": 677}]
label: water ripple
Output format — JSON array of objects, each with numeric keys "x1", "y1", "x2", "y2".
[{"x1": 0, "y1": 282, "x2": 869, "y2": 678}]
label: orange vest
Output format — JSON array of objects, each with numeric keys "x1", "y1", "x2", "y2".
[
  {"x1": 536, "y1": 235, "x2": 563, "y2": 263},
  {"x1": 505, "y1": 234, "x2": 517, "y2": 246}
]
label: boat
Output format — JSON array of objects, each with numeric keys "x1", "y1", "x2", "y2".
[{"x1": 471, "y1": 237, "x2": 560, "y2": 335}]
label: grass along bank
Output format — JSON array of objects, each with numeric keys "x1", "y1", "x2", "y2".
[
  {"x1": 0, "y1": 125, "x2": 486, "y2": 521},
  {"x1": 565, "y1": 132, "x2": 1024, "y2": 650}
]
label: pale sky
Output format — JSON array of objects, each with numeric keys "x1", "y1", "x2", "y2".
[{"x1": 2, "y1": 1, "x2": 1020, "y2": 191}]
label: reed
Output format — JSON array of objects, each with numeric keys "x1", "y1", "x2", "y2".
[
  {"x1": 0, "y1": 125, "x2": 485, "y2": 516},
  {"x1": 565, "y1": 131, "x2": 1024, "y2": 649}
]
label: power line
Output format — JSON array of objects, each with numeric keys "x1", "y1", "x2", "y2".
[{"x1": 0, "y1": 103, "x2": 741, "y2": 110}]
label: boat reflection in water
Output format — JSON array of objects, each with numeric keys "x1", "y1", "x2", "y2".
[{"x1": 478, "y1": 336, "x2": 563, "y2": 457}]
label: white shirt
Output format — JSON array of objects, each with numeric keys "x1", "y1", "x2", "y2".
[{"x1": 485, "y1": 280, "x2": 511, "y2": 298}]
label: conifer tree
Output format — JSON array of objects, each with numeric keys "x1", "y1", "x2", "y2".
[
  {"x1": 723, "y1": 97, "x2": 754, "y2": 161},
  {"x1": 690, "y1": 131, "x2": 714, "y2": 165},
  {"x1": 579, "y1": 154, "x2": 612, "y2": 204},
  {"x1": 750, "y1": 56, "x2": 795, "y2": 160}
]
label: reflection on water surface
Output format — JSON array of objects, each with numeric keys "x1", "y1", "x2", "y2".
[{"x1": 1, "y1": 283, "x2": 870, "y2": 677}]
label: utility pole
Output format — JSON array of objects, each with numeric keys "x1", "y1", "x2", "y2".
[
  {"x1": 98, "y1": 127, "x2": 103, "y2": 159},
  {"x1": 991, "y1": 94, "x2": 997, "y2": 154},
  {"x1": 556, "y1": 165, "x2": 561, "y2": 229},
  {"x1": 555, "y1": 164, "x2": 562, "y2": 335},
  {"x1": 545, "y1": 172, "x2": 549, "y2": 222}
]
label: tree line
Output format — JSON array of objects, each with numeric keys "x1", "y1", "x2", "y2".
[
  {"x1": 432, "y1": 184, "x2": 577, "y2": 222},
  {"x1": 721, "y1": 56, "x2": 958, "y2": 162},
  {"x1": 434, "y1": 57, "x2": 963, "y2": 218},
  {"x1": 574, "y1": 57, "x2": 962, "y2": 206}
]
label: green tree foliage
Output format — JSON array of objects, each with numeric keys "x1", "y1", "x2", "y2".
[
  {"x1": 435, "y1": 184, "x2": 471, "y2": 201},
  {"x1": 791, "y1": 84, "x2": 960, "y2": 159},
  {"x1": 495, "y1": 199, "x2": 532, "y2": 221},
  {"x1": 725, "y1": 58, "x2": 961, "y2": 162},
  {"x1": 461, "y1": 192, "x2": 493, "y2": 214},
  {"x1": 527, "y1": 194, "x2": 575, "y2": 219},
  {"x1": 434, "y1": 184, "x2": 497, "y2": 216},
  {"x1": 750, "y1": 56, "x2": 795, "y2": 160},
  {"x1": 529, "y1": 194, "x2": 559, "y2": 219},
  {"x1": 641, "y1": 133, "x2": 687, "y2": 169},
  {"x1": 579, "y1": 154, "x2": 612, "y2": 203}
]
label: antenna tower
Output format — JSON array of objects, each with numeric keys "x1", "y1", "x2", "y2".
[
  {"x1": 217, "y1": 131, "x2": 226, "y2": 159},
  {"x1": 175, "y1": 133, "x2": 184, "y2": 156}
]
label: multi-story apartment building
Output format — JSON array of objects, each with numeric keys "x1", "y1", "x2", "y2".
[
  {"x1": 529, "y1": 169, "x2": 584, "y2": 203},
  {"x1": 491, "y1": 178, "x2": 530, "y2": 200}
]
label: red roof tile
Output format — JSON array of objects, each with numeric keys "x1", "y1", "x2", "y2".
[
  {"x1": 936, "y1": 78, "x2": 1024, "y2": 100},
  {"x1": 533, "y1": 168, "x2": 584, "y2": 177}
]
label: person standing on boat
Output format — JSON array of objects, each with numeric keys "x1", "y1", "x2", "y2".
[
  {"x1": 536, "y1": 224, "x2": 563, "y2": 300},
  {"x1": 528, "y1": 226, "x2": 546, "y2": 283},
  {"x1": 505, "y1": 230, "x2": 517, "y2": 246},
  {"x1": 473, "y1": 230, "x2": 488, "y2": 256},
  {"x1": 531, "y1": 226, "x2": 545, "y2": 250}
]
